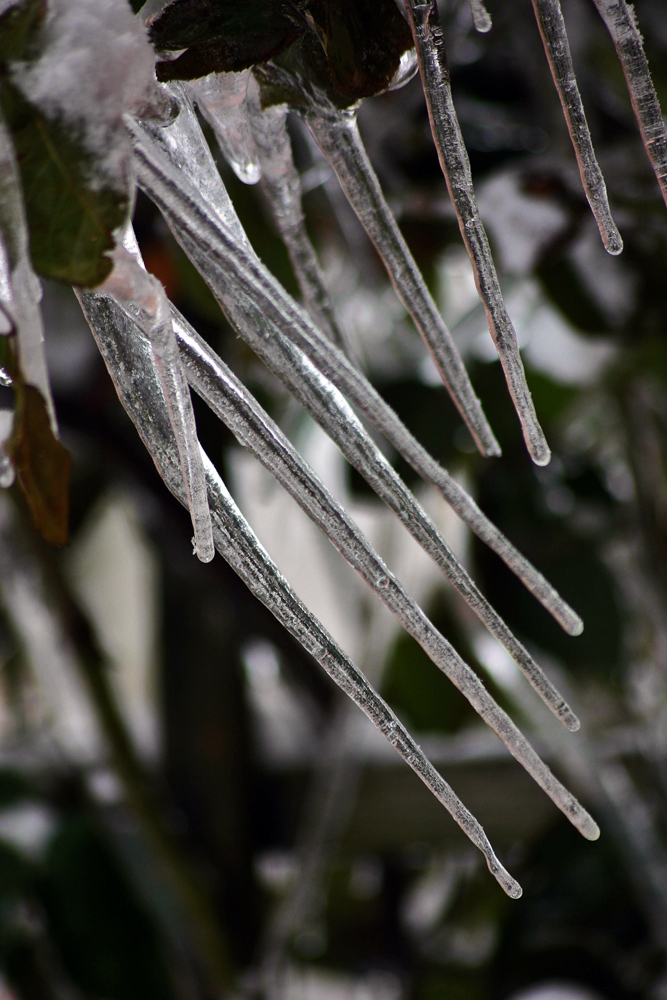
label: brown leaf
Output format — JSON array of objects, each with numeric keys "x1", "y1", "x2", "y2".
[{"x1": 9, "y1": 382, "x2": 71, "y2": 546}]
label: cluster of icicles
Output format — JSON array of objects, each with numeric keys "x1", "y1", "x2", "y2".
[{"x1": 11, "y1": 0, "x2": 667, "y2": 896}]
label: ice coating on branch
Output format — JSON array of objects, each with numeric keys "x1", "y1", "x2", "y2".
[
  {"x1": 403, "y1": 0, "x2": 551, "y2": 466},
  {"x1": 175, "y1": 309, "x2": 580, "y2": 730},
  {"x1": 129, "y1": 105, "x2": 583, "y2": 636},
  {"x1": 246, "y1": 77, "x2": 350, "y2": 355},
  {"x1": 303, "y1": 106, "x2": 501, "y2": 458},
  {"x1": 100, "y1": 242, "x2": 214, "y2": 563},
  {"x1": 11, "y1": 0, "x2": 156, "y2": 191},
  {"x1": 531, "y1": 0, "x2": 622, "y2": 254},
  {"x1": 188, "y1": 70, "x2": 261, "y2": 186},
  {"x1": 591, "y1": 0, "x2": 667, "y2": 209}
]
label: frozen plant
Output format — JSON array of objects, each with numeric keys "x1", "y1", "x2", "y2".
[{"x1": 1, "y1": 0, "x2": 666, "y2": 929}]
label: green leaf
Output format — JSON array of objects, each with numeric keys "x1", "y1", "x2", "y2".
[{"x1": 0, "y1": 0, "x2": 128, "y2": 287}]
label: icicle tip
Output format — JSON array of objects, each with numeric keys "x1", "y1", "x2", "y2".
[
  {"x1": 487, "y1": 856, "x2": 522, "y2": 898},
  {"x1": 561, "y1": 709, "x2": 581, "y2": 733},
  {"x1": 604, "y1": 229, "x2": 624, "y2": 256}
]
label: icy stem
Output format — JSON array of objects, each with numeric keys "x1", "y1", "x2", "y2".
[
  {"x1": 99, "y1": 243, "x2": 214, "y2": 562},
  {"x1": 176, "y1": 307, "x2": 580, "y2": 731},
  {"x1": 129, "y1": 111, "x2": 583, "y2": 636},
  {"x1": 403, "y1": 0, "x2": 551, "y2": 466},
  {"x1": 246, "y1": 78, "x2": 350, "y2": 356},
  {"x1": 78, "y1": 285, "x2": 523, "y2": 897},
  {"x1": 188, "y1": 69, "x2": 261, "y2": 185},
  {"x1": 304, "y1": 105, "x2": 501, "y2": 459},
  {"x1": 531, "y1": 0, "x2": 622, "y2": 254},
  {"x1": 591, "y1": 0, "x2": 667, "y2": 209}
]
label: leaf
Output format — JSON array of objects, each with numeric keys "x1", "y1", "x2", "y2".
[
  {"x1": 9, "y1": 379, "x2": 71, "y2": 546},
  {"x1": 0, "y1": 0, "x2": 128, "y2": 287},
  {"x1": 152, "y1": 0, "x2": 305, "y2": 80}
]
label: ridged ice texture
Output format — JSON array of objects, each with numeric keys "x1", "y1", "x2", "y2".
[
  {"x1": 304, "y1": 105, "x2": 501, "y2": 459},
  {"x1": 77, "y1": 284, "x2": 523, "y2": 898},
  {"x1": 246, "y1": 80, "x2": 350, "y2": 356},
  {"x1": 403, "y1": 0, "x2": 550, "y2": 466},
  {"x1": 531, "y1": 0, "x2": 622, "y2": 254},
  {"x1": 591, "y1": 0, "x2": 667, "y2": 209},
  {"x1": 129, "y1": 110, "x2": 584, "y2": 639},
  {"x1": 175, "y1": 306, "x2": 580, "y2": 731},
  {"x1": 187, "y1": 69, "x2": 261, "y2": 185},
  {"x1": 99, "y1": 244, "x2": 214, "y2": 562}
]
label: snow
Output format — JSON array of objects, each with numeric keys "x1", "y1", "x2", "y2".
[{"x1": 11, "y1": 0, "x2": 156, "y2": 191}]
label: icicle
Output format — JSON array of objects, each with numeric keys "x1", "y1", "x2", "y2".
[
  {"x1": 175, "y1": 308, "x2": 580, "y2": 730},
  {"x1": 531, "y1": 0, "x2": 622, "y2": 254},
  {"x1": 245, "y1": 78, "x2": 351, "y2": 356},
  {"x1": 468, "y1": 0, "x2": 492, "y2": 33},
  {"x1": 77, "y1": 286, "x2": 522, "y2": 897},
  {"x1": 129, "y1": 114, "x2": 583, "y2": 637},
  {"x1": 98, "y1": 244, "x2": 214, "y2": 563},
  {"x1": 303, "y1": 105, "x2": 501, "y2": 459},
  {"x1": 187, "y1": 70, "x2": 261, "y2": 185},
  {"x1": 0, "y1": 114, "x2": 56, "y2": 431},
  {"x1": 591, "y1": 0, "x2": 667, "y2": 209},
  {"x1": 403, "y1": 0, "x2": 550, "y2": 466}
]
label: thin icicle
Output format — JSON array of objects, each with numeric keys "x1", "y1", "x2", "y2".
[
  {"x1": 245, "y1": 78, "x2": 351, "y2": 356},
  {"x1": 303, "y1": 105, "x2": 501, "y2": 459},
  {"x1": 403, "y1": 0, "x2": 550, "y2": 466},
  {"x1": 175, "y1": 307, "x2": 580, "y2": 730},
  {"x1": 187, "y1": 70, "x2": 261, "y2": 185},
  {"x1": 77, "y1": 286, "x2": 522, "y2": 897},
  {"x1": 531, "y1": 0, "x2": 622, "y2": 254},
  {"x1": 591, "y1": 0, "x2": 667, "y2": 208},
  {"x1": 0, "y1": 114, "x2": 56, "y2": 431},
  {"x1": 129, "y1": 112, "x2": 583, "y2": 637},
  {"x1": 468, "y1": 0, "x2": 492, "y2": 33},
  {"x1": 98, "y1": 243, "x2": 214, "y2": 563}
]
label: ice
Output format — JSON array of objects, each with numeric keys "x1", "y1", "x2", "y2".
[
  {"x1": 246, "y1": 77, "x2": 350, "y2": 355},
  {"x1": 99, "y1": 240, "x2": 214, "y2": 563},
  {"x1": 11, "y1": 0, "x2": 156, "y2": 192},
  {"x1": 303, "y1": 105, "x2": 501, "y2": 459},
  {"x1": 0, "y1": 115, "x2": 56, "y2": 430},
  {"x1": 129, "y1": 108, "x2": 583, "y2": 636},
  {"x1": 530, "y1": 0, "x2": 623, "y2": 254},
  {"x1": 127, "y1": 130, "x2": 608, "y2": 833},
  {"x1": 176, "y1": 304, "x2": 580, "y2": 730},
  {"x1": 403, "y1": 0, "x2": 551, "y2": 466},
  {"x1": 77, "y1": 281, "x2": 523, "y2": 896},
  {"x1": 591, "y1": 0, "x2": 667, "y2": 209},
  {"x1": 468, "y1": 0, "x2": 492, "y2": 33},
  {"x1": 188, "y1": 70, "x2": 261, "y2": 185}
]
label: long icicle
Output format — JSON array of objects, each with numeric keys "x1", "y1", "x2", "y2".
[
  {"x1": 591, "y1": 0, "x2": 667, "y2": 208},
  {"x1": 77, "y1": 285, "x2": 522, "y2": 897},
  {"x1": 246, "y1": 81, "x2": 351, "y2": 356},
  {"x1": 129, "y1": 112, "x2": 584, "y2": 637},
  {"x1": 531, "y1": 0, "x2": 622, "y2": 254},
  {"x1": 88, "y1": 248, "x2": 598, "y2": 839},
  {"x1": 174, "y1": 302, "x2": 580, "y2": 730},
  {"x1": 403, "y1": 0, "x2": 550, "y2": 466},
  {"x1": 303, "y1": 105, "x2": 501, "y2": 458},
  {"x1": 99, "y1": 243, "x2": 214, "y2": 562}
]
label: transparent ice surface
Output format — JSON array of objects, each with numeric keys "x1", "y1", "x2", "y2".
[
  {"x1": 404, "y1": 0, "x2": 551, "y2": 466},
  {"x1": 188, "y1": 70, "x2": 261, "y2": 185},
  {"x1": 99, "y1": 243, "x2": 214, "y2": 563},
  {"x1": 303, "y1": 105, "x2": 501, "y2": 459},
  {"x1": 128, "y1": 121, "x2": 603, "y2": 840},
  {"x1": 77, "y1": 283, "x2": 523, "y2": 897},
  {"x1": 246, "y1": 77, "x2": 350, "y2": 355},
  {"x1": 530, "y1": 0, "x2": 622, "y2": 254},
  {"x1": 129, "y1": 109, "x2": 583, "y2": 638},
  {"x1": 592, "y1": 0, "x2": 667, "y2": 209}
]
